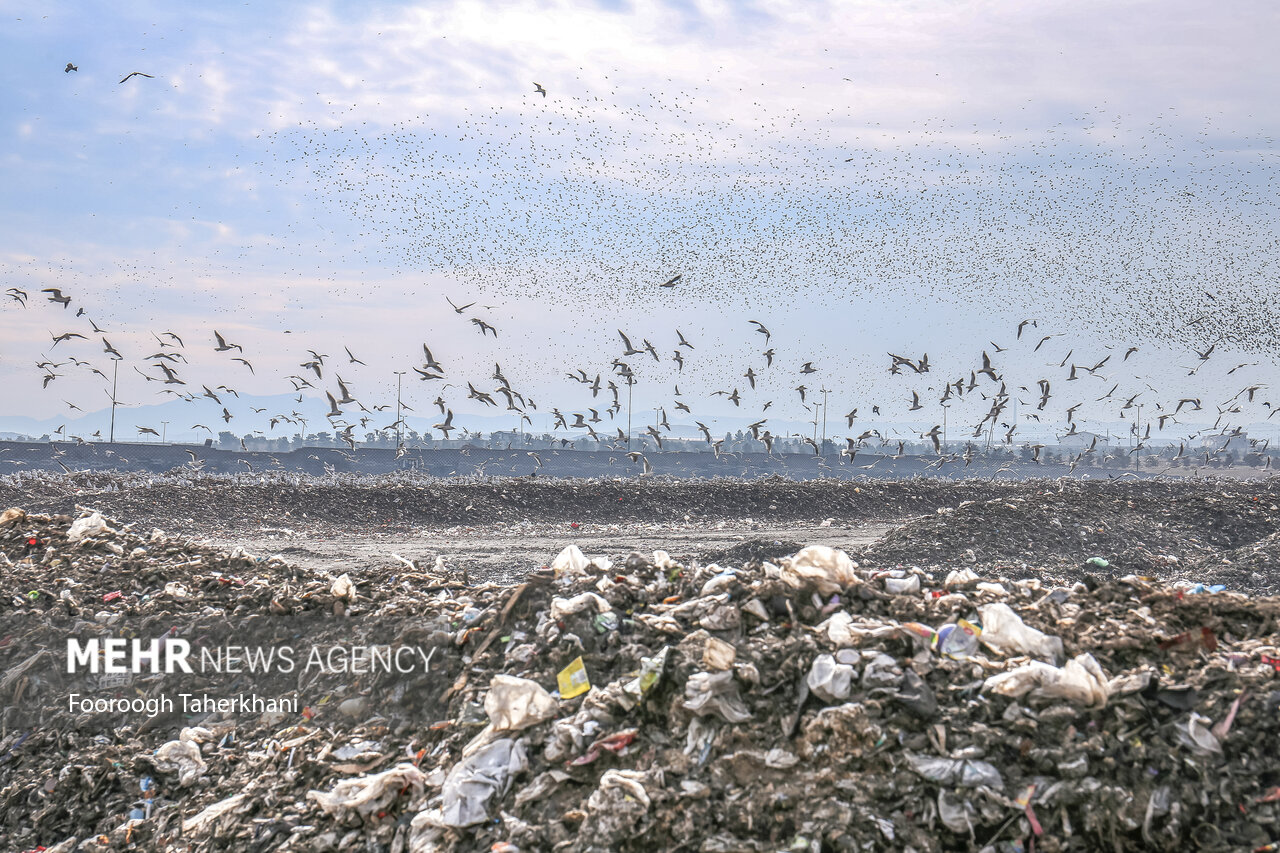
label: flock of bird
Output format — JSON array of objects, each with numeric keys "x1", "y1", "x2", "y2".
[
  {"x1": 3, "y1": 57, "x2": 1279, "y2": 478},
  {"x1": 3, "y1": 274, "x2": 1277, "y2": 476}
]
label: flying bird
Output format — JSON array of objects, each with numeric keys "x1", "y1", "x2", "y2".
[
  {"x1": 533, "y1": 82, "x2": 547, "y2": 97},
  {"x1": 213, "y1": 330, "x2": 242, "y2": 352},
  {"x1": 119, "y1": 71, "x2": 154, "y2": 83},
  {"x1": 42, "y1": 288, "x2": 71, "y2": 308}
]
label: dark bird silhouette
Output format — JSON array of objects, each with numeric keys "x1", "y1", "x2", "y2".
[
  {"x1": 65, "y1": 63, "x2": 78, "y2": 73},
  {"x1": 119, "y1": 72, "x2": 154, "y2": 83}
]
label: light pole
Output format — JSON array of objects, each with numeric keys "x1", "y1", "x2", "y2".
[
  {"x1": 394, "y1": 371, "x2": 406, "y2": 448},
  {"x1": 1134, "y1": 404, "x2": 1142, "y2": 472},
  {"x1": 161, "y1": 421, "x2": 169, "y2": 443},
  {"x1": 626, "y1": 376, "x2": 634, "y2": 450},
  {"x1": 819, "y1": 388, "x2": 830, "y2": 451},
  {"x1": 109, "y1": 360, "x2": 119, "y2": 443}
]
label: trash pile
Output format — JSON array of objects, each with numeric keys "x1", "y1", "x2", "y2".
[
  {"x1": 860, "y1": 483, "x2": 1280, "y2": 594},
  {"x1": 2, "y1": 503, "x2": 1279, "y2": 851}
]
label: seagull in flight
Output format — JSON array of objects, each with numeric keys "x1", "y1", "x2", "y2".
[
  {"x1": 533, "y1": 82, "x2": 547, "y2": 97},
  {"x1": 446, "y1": 296, "x2": 474, "y2": 314},
  {"x1": 42, "y1": 288, "x2": 71, "y2": 308},
  {"x1": 119, "y1": 71, "x2": 154, "y2": 83},
  {"x1": 213, "y1": 330, "x2": 242, "y2": 352}
]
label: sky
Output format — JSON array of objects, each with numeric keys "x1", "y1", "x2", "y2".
[{"x1": 1, "y1": 0, "x2": 1279, "y2": 448}]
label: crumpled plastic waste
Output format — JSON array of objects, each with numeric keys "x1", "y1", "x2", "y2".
[
  {"x1": 806, "y1": 653, "x2": 855, "y2": 702},
  {"x1": 549, "y1": 591, "x2": 612, "y2": 619},
  {"x1": 982, "y1": 653, "x2": 1111, "y2": 707},
  {"x1": 307, "y1": 762, "x2": 427, "y2": 820},
  {"x1": 683, "y1": 670, "x2": 752, "y2": 722},
  {"x1": 484, "y1": 674, "x2": 559, "y2": 732},
  {"x1": 439, "y1": 738, "x2": 528, "y2": 827},
  {"x1": 779, "y1": 544, "x2": 860, "y2": 594},
  {"x1": 330, "y1": 572, "x2": 355, "y2": 600},
  {"x1": 906, "y1": 753, "x2": 1004, "y2": 789},
  {"x1": 152, "y1": 734, "x2": 207, "y2": 787},
  {"x1": 978, "y1": 601, "x2": 1065, "y2": 664},
  {"x1": 66, "y1": 511, "x2": 113, "y2": 543},
  {"x1": 551, "y1": 543, "x2": 589, "y2": 576}
]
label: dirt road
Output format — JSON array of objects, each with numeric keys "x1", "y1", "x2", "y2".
[{"x1": 206, "y1": 519, "x2": 896, "y2": 582}]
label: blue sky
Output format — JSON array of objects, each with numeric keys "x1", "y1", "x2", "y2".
[{"x1": 2, "y1": 0, "x2": 1279, "y2": 447}]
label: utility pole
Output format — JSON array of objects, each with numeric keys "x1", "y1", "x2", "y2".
[
  {"x1": 109, "y1": 360, "x2": 119, "y2": 443},
  {"x1": 160, "y1": 421, "x2": 169, "y2": 443},
  {"x1": 1135, "y1": 404, "x2": 1142, "y2": 472},
  {"x1": 393, "y1": 371, "x2": 406, "y2": 449},
  {"x1": 820, "y1": 388, "x2": 830, "y2": 451},
  {"x1": 626, "y1": 377, "x2": 634, "y2": 450}
]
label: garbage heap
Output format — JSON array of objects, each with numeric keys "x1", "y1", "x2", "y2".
[{"x1": 2, "y1": 506, "x2": 1279, "y2": 852}]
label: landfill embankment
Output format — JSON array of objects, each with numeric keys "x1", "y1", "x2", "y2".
[{"x1": 0, "y1": 476, "x2": 1278, "y2": 851}]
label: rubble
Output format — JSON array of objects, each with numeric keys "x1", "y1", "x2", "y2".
[{"x1": 0, "y1": 482, "x2": 1278, "y2": 851}]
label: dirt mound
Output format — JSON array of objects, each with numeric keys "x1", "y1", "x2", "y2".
[
  {"x1": 697, "y1": 537, "x2": 806, "y2": 566},
  {"x1": 858, "y1": 480, "x2": 1280, "y2": 593}
]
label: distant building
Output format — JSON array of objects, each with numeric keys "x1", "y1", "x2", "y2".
[
  {"x1": 1058, "y1": 431, "x2": 1109, "y2": 450},
  {"x1": 1201, "y1": 432, "x2": 1248, "y2": 453}
]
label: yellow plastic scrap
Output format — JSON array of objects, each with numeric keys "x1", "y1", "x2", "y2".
[{"x1": 557, "y1": 656, "x2": 591, "y2": 699}]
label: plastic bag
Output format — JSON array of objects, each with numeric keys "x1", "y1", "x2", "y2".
[
  {"x1": 684, "y1": 670, "x2": 752, "y2": 722},
  {"x1": 937, "y1": 790, "x2": 977, "y2": 834},
  {"x1": 440, "y1": 738, "x2": 528, "y2": 827},
  {"x1": 550, "y1": 592, "x2": 612, "y2": 619},
  {"x1": 67, "y1": 511, "x2": 112, "y2": 542},
  {"x1": 978, "y1": 603, "x2": 1064, "y2": 664},
  {"x1": 330, "y1": 573, "x2": 355, "y2": 600},
  {"x1": 308, "y1": 762, "x2": 427, "y2": 819},
  {"x1": 905, "y1": 753, "x2": 1004, "y2": 789},
  {"x1": 860, "y1": 653, "x2": 903, "y2": 688},
  {"x1": 884, "y1": 575, "x2": 921, "y2": 595},
  {"x1": 623, "y1": 647, "x2": 669, "y2": 704},
  {"x1": 779, "y1": 545, "x2": 860, "y2": 595},
  {"x1": 806, "y1": 653, "x2": 855, "y2": 703},
  {"x1": 485, "y1": 675, "x2": 559, "y2": 732},
  {"x1": 982, "y1": 653, "x2": 1110, "y2": 708},
  {"x1": 153, "y1": 738, "x2": 207, "y2": 787},
  {"x1": 551, "y1": 544, "x2": 590, "y2": 576}
]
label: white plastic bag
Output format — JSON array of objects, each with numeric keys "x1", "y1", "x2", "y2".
[
  {"x1": 550, "y1": 591, "x2": 612, "y2": 619},
  {"x1": 551, "y1": 544, "x2": 590, "y2": 576},
  {"x1": 806, "y1": 653, "x2": 855, "y2": 703},
  {"x1": 440, "y1": 738, "x2": 528, "y2": 827},
  {"x1": 67, "y1": 512, "x2": 113, "y2": 542},
  {"x1": 780, "y1": 545, "x2": 860, "y2": 595},
  {"x1": 308, "y1": 763, "x2": 427, "y2": 819},
  {"x1": 684, "y1": 671, "x2": 752, "y2": 722},
  {"x1": 484, "y1": 674, "x2": 559, "y2": 731},
  {"x1": 330, "y1": 573, "x2": 355, "y2": 600},
  {"x1": 982, "y1": 653, "x2": 1110, "y2": 708},
  {"x1": 978, "y1": 603, "x2": 1064, "y2": 664},
  {"x1": 153, "y1": 738, "x2": 207, "y2": 787}
]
